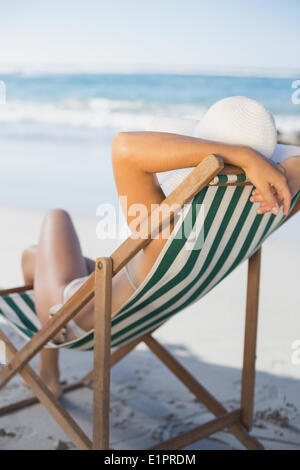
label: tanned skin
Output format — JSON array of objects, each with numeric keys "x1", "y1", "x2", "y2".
[{"x1": 22, "y1": 131, "x2": 299, "y2": 397}]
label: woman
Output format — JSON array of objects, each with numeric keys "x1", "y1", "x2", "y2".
[{"x1": 21, "y1": 113, "x2": 300, "y2": 398}]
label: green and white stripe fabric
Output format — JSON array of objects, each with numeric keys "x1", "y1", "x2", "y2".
[
  {"x1": 209, "y1": 174, "x2": 249, "y2": 185},
  {"x1": 0, "y1": 182, "x2": 299, "y2": 351}
]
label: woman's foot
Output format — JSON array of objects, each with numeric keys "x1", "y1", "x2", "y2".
[
  {"x1": 38, "y1": 348, "x2": 62, "y2": 399},
  {"x1": 38, "y1": 368, "x2": 63, "y2": 399}
]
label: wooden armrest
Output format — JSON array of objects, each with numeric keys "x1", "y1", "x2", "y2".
[
  {"x1": 111, "y1": 154, "x2": 224, "y2": 275},
  {"x1": 219, "y1": 164, "x2": 245, "y2": 175},
  {"x1": 0, "y1": 285, "x2": 33, "y2": 296}
]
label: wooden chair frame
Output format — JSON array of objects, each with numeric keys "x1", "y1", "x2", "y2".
[{"x1": 0, "y1": 154, "x2": 299, "y2": 450}]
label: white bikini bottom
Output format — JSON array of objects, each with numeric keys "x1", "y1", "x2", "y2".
[{"x1": 49, "y1": 265, "x2": 137, "y2": 340}]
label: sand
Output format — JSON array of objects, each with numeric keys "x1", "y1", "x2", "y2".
[{"x1": 0, "y1": 205, "x2": 300, "y2": 450}]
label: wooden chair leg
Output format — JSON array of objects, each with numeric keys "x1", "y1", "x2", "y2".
[
  {"x1": 92, "y1": 257, "x2": 112, "y2": 450},
  {"x1": 0, "y1": 275, "x2": 95, "y2": 390},
  {"x1": 0, "y1": 330, "x2": 92, "y2": 450},
  {"x1": 149, "y1": 409, "x2": 241, "y2": 450},
  {"x1": 241, "y1": 247, "x2": 261, "y2": 430},
  {"x1": 144, "y1": 334, "x2": 263, "y2": 450},
  {"x1": 0, "y1": 333, "x2": 146, "y2": 417},
  {"x1": 0, "y1": 376, "x2": 89, "y2": 416}
]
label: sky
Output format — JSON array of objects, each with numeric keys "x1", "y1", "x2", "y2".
[{"x1": 0, "y1": 0, "x2": 300, "y2": 74}]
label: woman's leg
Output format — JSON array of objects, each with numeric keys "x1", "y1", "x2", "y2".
[
  {"x1": 22, "y1": 246, "x2": 95, "y2": 286},
  {"x1": 21, "y1": 208, "x2": 146, "y2": 397},
  {"x1": 22, "y1": 245, "x2": 37, "y2": 285},
  {"x1": 31, "y1": 209, "x2": 89, "y2": 397}
]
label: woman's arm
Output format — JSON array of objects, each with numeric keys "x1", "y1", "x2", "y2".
[
  {"x1": 112, "y1": 131, "x2": 291, "y2": 224},
  {"x1": 113, "y1": 131, "x2": 257, "y2": 172}
]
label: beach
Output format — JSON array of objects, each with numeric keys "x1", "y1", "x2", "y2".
[
  {"x1": 1, "y1": 0, "x2": 300, "y2": 450},
  {"x1": 0, "y1": 72, "x2": 300, "y2": 449},
  {"x1": 0, "y1": 205, "x2": 300, "y2": 450}
]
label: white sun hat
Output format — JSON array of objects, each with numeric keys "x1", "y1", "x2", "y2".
[
  {"x1": 147, "y1": 115, "x2": 198, "y2": 136},
  {"x1": 152, "y1": 96, "x2": 277, "y2": 192}
]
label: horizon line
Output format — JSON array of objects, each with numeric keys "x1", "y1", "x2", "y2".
[{"x1": 0, "y1": 63, "x2": 299, "y2": 79}]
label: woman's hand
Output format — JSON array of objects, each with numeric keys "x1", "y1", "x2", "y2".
[
  {"x1": 250, "y1": 156, "x2": 300, "y2": 215},
  {"x1": 239, "y1": 148, "x2": 292, "y2": 216}
]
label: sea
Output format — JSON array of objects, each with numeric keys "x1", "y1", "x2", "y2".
[{"x1": 0, "y1": 73, "x2": 299, "y2": 238}]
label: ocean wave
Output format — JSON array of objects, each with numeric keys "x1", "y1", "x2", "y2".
[
  {"x1": 0, "y1": 98, "x2": 202, "y2": 126},
  {"x1": 0, "y1": 98, "x2": 299, "y2": 141}
]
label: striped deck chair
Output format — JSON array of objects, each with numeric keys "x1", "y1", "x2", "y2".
[{"x1": 0, "y1": 154, "x2": 299, "y2": 450}]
